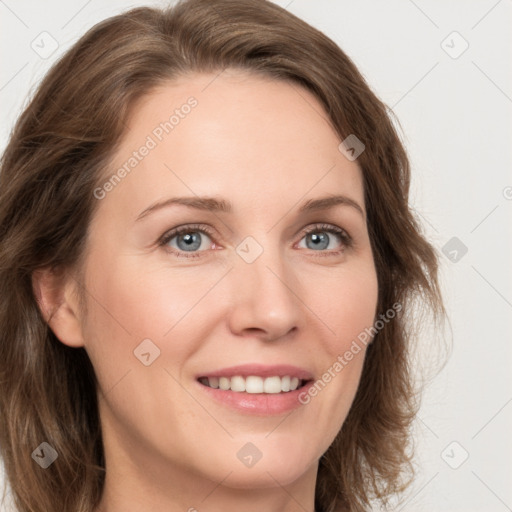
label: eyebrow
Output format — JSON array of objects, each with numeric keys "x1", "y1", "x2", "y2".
[{"x1": 135, "y1": 194, "x2": 364, "y2": 221}]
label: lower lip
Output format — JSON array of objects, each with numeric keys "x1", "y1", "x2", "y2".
[{"x1": 196, "y1": 380, "x2": 313, "y2": 415}]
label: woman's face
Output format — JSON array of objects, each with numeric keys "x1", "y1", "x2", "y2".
[{"x1": 75, "y1": 71, "x2": 378, "y2": 495}]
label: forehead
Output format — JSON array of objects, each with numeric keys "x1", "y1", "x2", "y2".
[{"x1": 97, "y1": 70, "x2": 364, "y2": 220}]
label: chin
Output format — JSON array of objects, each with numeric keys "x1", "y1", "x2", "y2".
[
  {"x1": 221, "y1": 459, "x2": 314, "y2": 490},
  {"x1": 211, "y1": 441, "x2": 318, "y2": 489}
]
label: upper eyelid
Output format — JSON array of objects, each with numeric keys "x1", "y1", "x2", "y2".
[{"x1": 160, "y1": 223, "x2": 215, "y2": 243}]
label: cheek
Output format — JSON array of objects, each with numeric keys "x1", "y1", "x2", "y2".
[
  {"x1": 301, "y1": 263, "x2": 378, "y2": 426},
  {"x1": 79, "y1": 251, "x2": 229, "y2": 381},
  {"x1": 81, "y1": 242, "x2": 378, "y2": 376},
  {"x1": 312, "y1": 264, "x2": 379, "y2": 352}
]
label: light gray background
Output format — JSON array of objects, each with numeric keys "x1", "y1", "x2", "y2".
[{"x1": 1, "y1": 1, "x2": 511, "y2": 511}]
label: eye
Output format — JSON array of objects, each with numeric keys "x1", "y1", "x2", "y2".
[
  {"x1": 159, "y1": 222, "x2": 352, "y2": 259},
  {"x1": 159, "y1": 224, "x2": 215, "y2": 258},
  {"x1": 297, "y1": 223, "x2": 352, "y2": 254}
]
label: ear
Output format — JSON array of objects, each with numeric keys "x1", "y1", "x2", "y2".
[{"x1": 32, "y1": 267, "x2": 85, "y2": 348}]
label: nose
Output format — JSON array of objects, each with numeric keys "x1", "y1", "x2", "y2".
[{"x1": 226, "y1": 244, "x2": 301, "y2": 342}]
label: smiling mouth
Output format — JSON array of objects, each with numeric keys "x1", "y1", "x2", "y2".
[{"x1": 197, "y1": 375, "x2": 311, "y2": 394}]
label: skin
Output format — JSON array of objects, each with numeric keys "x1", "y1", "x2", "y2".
[{"x1": 34, "y1": 70, "x2": 378, "y2": 512}]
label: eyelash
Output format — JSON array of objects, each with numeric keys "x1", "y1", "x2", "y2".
[{"x1": 158, "y1": 223, "x2": 352, "y2": 259}]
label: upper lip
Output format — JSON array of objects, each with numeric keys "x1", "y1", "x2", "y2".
[{"x1": 197, "y1": 364, "x2": 314, "y2": 380}]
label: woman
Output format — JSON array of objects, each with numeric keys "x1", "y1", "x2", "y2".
[{"x1": 0, "y1": 1, "x2": 443, "y2": 511}]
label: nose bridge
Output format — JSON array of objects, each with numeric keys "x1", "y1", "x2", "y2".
[{"x1": 227, "y1": 235, "x2": 301, "y2": 339}]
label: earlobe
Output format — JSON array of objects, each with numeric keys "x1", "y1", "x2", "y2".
[{"x1": 32, "y1": 267, "x2": 85, "y2": 348}]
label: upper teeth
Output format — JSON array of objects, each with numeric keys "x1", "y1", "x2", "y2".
[{"x1": 199, "y1": 375, "x2": 302, "y2": 393}]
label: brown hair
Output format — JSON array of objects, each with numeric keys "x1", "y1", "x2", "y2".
[{"x1": 0, "y1": 1, "x2": 443, "y2": 511}]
